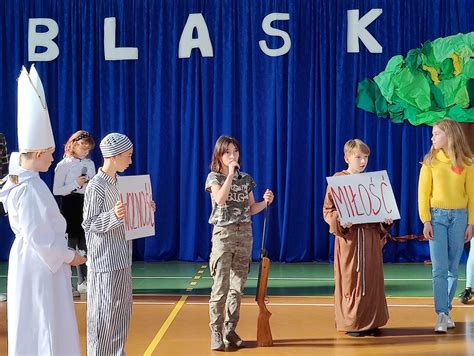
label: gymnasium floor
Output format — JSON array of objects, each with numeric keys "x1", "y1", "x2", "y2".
[{"x1": 0, "y1": 262, "x2": 473, "y2": 355}]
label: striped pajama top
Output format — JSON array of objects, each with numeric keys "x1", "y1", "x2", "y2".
[{"x1": 82, "y1": 169, "x2": 132, "y2": 272}]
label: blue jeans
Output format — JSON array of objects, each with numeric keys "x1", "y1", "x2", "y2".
[{"x1": 429, "y1": 208, "x2": 467, "y2": 314}]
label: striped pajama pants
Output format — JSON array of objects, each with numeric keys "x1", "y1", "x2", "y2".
[{"x1": 87, "y1": 268, "x2": 132, "y2": 356}]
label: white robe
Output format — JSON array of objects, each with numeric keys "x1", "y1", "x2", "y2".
[{"x1": 0, "y1": 163, "x2": 81, "y2": 356}]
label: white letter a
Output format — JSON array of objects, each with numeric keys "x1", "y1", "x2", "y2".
[{"x1": 178, "y1": 14, "x2": 214, "y2": 58}]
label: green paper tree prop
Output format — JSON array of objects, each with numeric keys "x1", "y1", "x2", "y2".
[{"x1": 357, "y1": 32, "x2": 474, "y2": 125}]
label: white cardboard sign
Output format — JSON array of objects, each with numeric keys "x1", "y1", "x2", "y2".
[
  {"x1": 326, "y1": 170, "x2": 400, "y2": 225},
  {"x1": 117, "y1": 175, "x2": 155, "y2": 240}
]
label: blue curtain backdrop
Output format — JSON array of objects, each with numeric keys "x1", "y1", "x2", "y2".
[{"x1": 0, "y1": 0, "x2": 471, "y2": 262}]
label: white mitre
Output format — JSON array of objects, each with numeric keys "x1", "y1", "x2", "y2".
[{"x1": 17, "y1": 64, "x2": 55, "y2": 153}]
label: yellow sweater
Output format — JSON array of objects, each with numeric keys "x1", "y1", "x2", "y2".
[{"x1": 418, "y1": 150, "x2": 474, "y2": 224}]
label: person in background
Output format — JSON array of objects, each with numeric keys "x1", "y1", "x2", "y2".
[
  {"x1": 0, "y1": 132, "x2": 9, "y2": 302},
  {"x1": 54, "y1": 130, "x2": 96, "y2": 296},
  {"x1": 458, "y1": 155, "x2": 474, "y2": 305},
  {"x1": 459, "y1": 236, "x2": 473, "y2": 304},
  {"x1": 0, "y1": 132, "x2": 9, "y2": 216}
]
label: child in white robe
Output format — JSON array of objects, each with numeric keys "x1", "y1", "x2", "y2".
[{"x1": 0, "y1": 65, "x2": 86, "y2": 355}]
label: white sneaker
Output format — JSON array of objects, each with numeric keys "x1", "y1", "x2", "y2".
[
  {"x1": 210, "y1": 331, "x2": 225, "y2": 351},
  {"x1": 434, "y1": 313, "x2": 448, "y2": 333},
  {"x1": 77, "y1": 281, "x2": 87, "y2": 294},
  {"x1": 447, "y1": 314, "x2": 455, "y2": 329}
]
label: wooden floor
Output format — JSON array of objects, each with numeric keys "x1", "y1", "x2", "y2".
[
  {"x1": 0, "y1": 262, "x2": 473, "y2": 355},
  {"x1": 1, "y1": 295, "x2": 473, "y2": 355}
]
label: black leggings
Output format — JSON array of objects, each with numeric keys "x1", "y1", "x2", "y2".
[{"x1": 61, "y1": 194, "x2": 87, "y2": 284}]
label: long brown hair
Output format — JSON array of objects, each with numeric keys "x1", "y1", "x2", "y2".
[
  {"x1": 63, "y1": 130, "x2": 95, "y2": 158},
  {"x1": 423, "y1": 119, "x2": 472, "y2": 167},
  {"x1": 209, "y1": 135, "x2": 241, "y2": 173}
]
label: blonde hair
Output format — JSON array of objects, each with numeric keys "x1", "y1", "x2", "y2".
[
  {"x1": 18, "y1": 148, "x2": 54, "y2": 170},
  {"x1": 209, "y1": 135, "x2": 241, "y2": 173},
  {"x1": 344, "y1": 139, "x2": 370, "y2": 159},
  {"x1": 20, "y1": 147, "x2": 54, "y2": 154},
  {"x1": 423, "y1": 119, "x2": 472, "y2": 167},
  {"x1": 20, "y1": 148, "x2": 53, "y2": 160},
  {"x1": 63, "y1": 131, "x2": 95, "y2": 158}
]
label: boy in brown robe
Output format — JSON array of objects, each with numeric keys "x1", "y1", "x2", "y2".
[{"x1": 323, "y1": 139, "x2": 392, "y2": 337}]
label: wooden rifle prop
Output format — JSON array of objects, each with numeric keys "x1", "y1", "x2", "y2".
[{"x1": 255, "y1": 203, "x2": 273, "y2": 346}]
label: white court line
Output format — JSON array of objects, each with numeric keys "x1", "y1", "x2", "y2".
[
  {"x1": 0, "y1": 275, "x2": 193, "y2": 279},
  {"x1": 131, "y1": 276, "x2": 192, "y2": 279},
  {"x1": 73, "y1": 300, "x2": 176, "y2": 306},
  {"x1": 0, "y1": 274, "x2": 467, "y2": 282},
  {"x1": 71, "y1": 298, "x2": 473, "y2": 308},
  {"x1": 185, "y1": 301, "x2": 473, "y2": 308},
  {"x1": 202, "y1": 277, "x2": 467, "y2": 282}
]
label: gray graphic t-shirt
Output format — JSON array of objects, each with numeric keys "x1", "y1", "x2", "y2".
[{"x1": 205, "y1": 171, "x2": 256, "y2": 226}]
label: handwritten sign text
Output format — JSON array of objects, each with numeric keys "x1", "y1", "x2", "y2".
[
  {"x1": 117, "y1": 175, "x2": 155, "y2": 240},
  {"x1": 326, "y1": 170, "x2": 400, "y2": 225}
]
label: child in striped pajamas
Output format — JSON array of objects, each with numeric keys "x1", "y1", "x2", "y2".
[{"x1": 82, "y1": 133, "x2": 136, "y2": 355}]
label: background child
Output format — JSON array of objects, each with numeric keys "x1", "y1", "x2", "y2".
[
  {"x1": 323, "y1": 139, "x2": 392, "y2": 337},
  {"x1": 53, "y1": 130, "x2": 96, "y2": 296},
  {"x1": 459, "y1": 239, "x2": 473, "y2": 304},
  {"x1": 418, "y1": 119, "x2": 473, "y2": 332},
  {"x1": 0, "y1": 132, "x2": 8, "y2": 303},
  {"x1": 0, "y1": 133, "x2": 8, "y2": 181},
  {"x1": 459, "y1": 155, "x2": 474, "y2": 305},
  {"x1": 0, "y1": 133, "x2": 9, "y2": 217},
  {"x1": 205, "y1": 135, "x2": 274, "y2": 350}
]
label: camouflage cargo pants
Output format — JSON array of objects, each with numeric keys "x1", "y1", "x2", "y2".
[{"x1": 209, "y1": 223, "x2": 252, "y2": 333}]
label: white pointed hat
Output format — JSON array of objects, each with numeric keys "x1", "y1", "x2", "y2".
[{"x1": 17, "y1": 64, "x2": 55, "y2": 152}]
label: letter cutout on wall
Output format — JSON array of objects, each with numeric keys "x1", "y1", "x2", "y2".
[
  {"x1": 347, "y1": 9, "x2": 383, "y2": 53},
  {"x1": 179, "y1": 14, "x2": 214, "y2": 58},
  {"x1": 104, "y1": 17, "x2": 138, "y2": 60},
  {"x1": 259, "y1": 13, "x2": 291, "y2": 57},
  {"x1": 28, "y1": 18, "x2": 60, "y2": 61}
]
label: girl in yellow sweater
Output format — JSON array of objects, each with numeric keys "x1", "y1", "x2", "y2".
[{"x1": 418, "y1": 119, "x2": 474, "y2": 333}]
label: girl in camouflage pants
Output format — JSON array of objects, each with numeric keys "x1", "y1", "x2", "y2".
[{"x1": 205, "y1": 135, "x2": 274, "y2": 350}]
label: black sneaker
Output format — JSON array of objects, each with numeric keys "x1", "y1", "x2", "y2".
[
  {"x1": 224, "y1": 330, "x2": 244, "y2": 348},
  {"x1": 458, "y1": 289, "x2": 472, "y2": 304},
  {"x1": 366, "y1": 328, "x2": 380, "y2": 336},
  {"x1": 346, "y1": 331, "x2": 364, "y2": 337},
  {"x1": 346, "y1": 328, "x2": 379, "y2": 337}
]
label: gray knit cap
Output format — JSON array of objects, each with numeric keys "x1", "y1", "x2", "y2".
[{"x1": 99, "y1": 133, "x2": 133, "y2": 158}]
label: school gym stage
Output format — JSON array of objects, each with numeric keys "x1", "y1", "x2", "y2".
[{"x1": 1, "y1": 261, "x2": 472, "y2": 355}]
